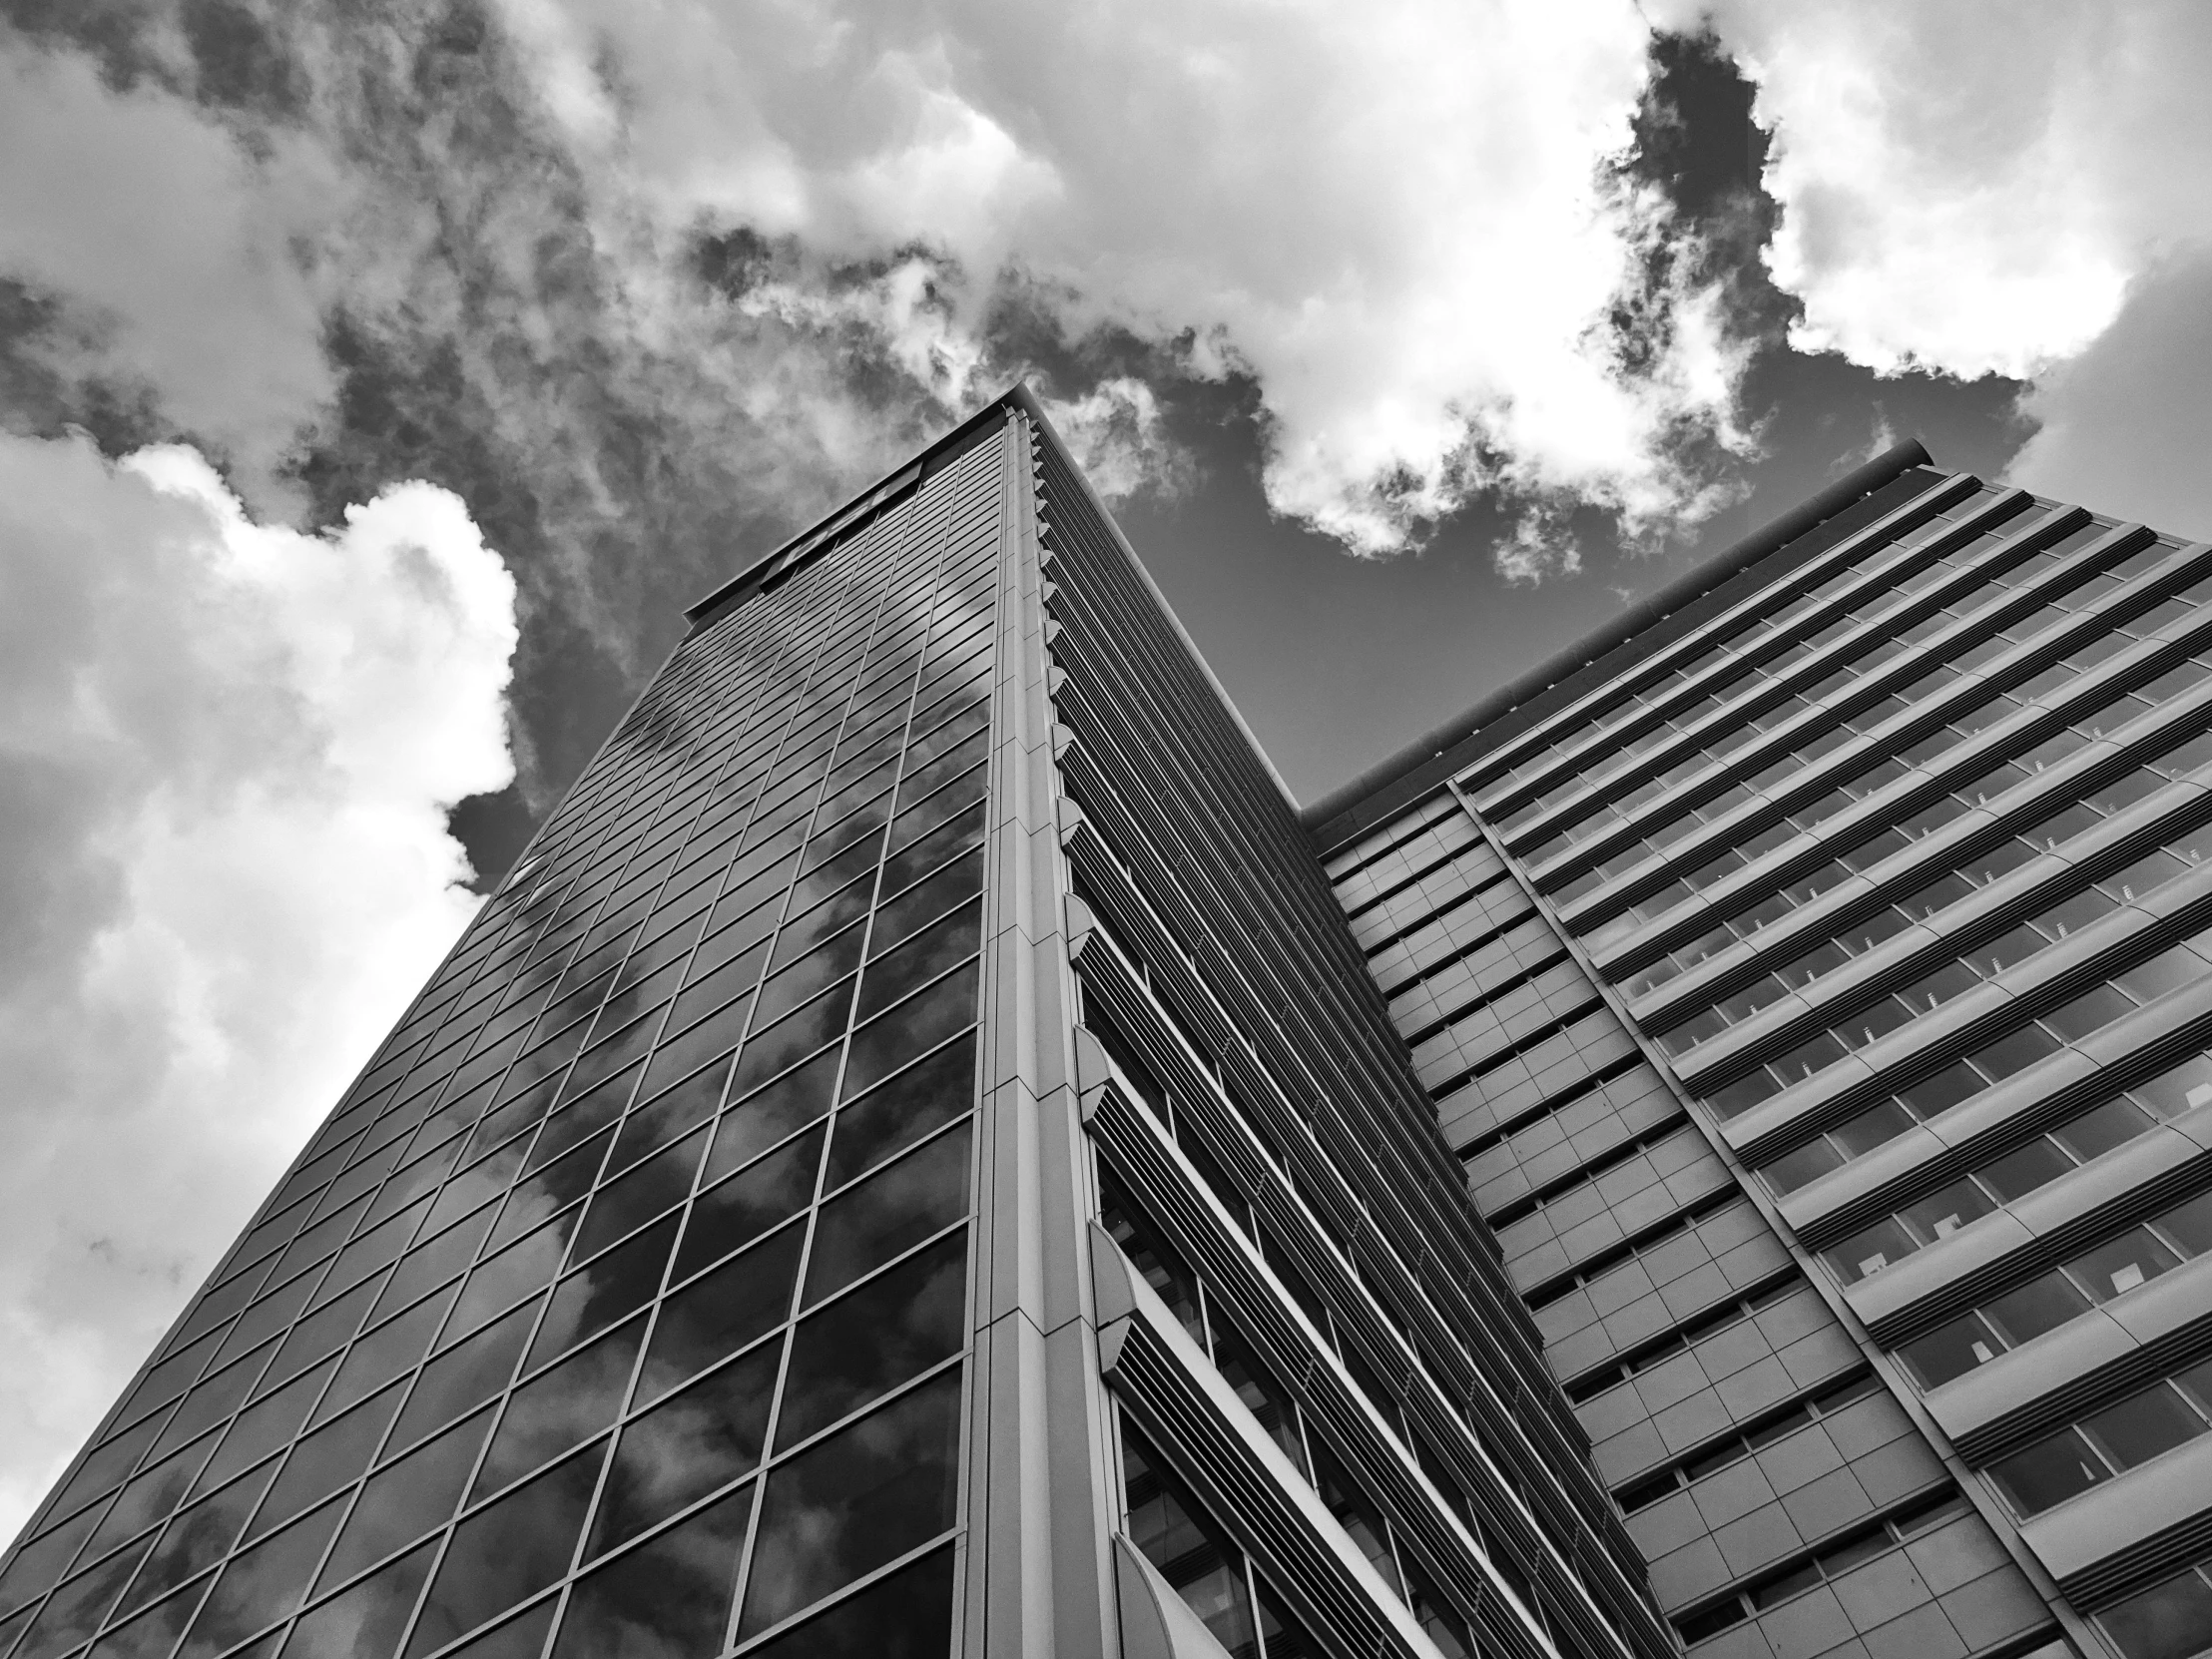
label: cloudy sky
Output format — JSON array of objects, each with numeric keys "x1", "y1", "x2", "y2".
[{"x1": 3, "y1": 0, "x2": 2210, "y2": 1540}]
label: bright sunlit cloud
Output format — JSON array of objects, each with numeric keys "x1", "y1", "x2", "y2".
[{"x1": 0, "y1": 434, "x2": 516, "y2": 1539}]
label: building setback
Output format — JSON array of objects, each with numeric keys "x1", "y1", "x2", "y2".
[
  {"x1": 1308, "y1": 441, "x2": 2212, "y2": 1659},
  {"x1": 0, "y1": 388, "x2": 1671, "y2": 1659}
]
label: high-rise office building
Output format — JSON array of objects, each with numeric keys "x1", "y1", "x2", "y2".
[
  {"x1": 1308, "y1": 442, "x2": 2212, "y2": 1659},
  {"x1": 0, "y1": 388, "x2": 1673, "y2": 1659}
]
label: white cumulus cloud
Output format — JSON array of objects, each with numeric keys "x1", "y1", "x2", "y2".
[
  {"x1": 0, "y1": 433, "x2": 516, "y2": 1541},
  {"x1": 1674, "y1": 0, "x2": 2212, "y2": 534},
  {"x1": 489, "y1": 0, "x2": 1756, "y2": 556}
]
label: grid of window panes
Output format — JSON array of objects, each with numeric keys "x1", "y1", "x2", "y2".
[
  {"x1": 1984, "y1": 1352, "x2": 2212, "y2": 1519},
  {"x1": 1899, "y1": 1186, "x2": 2212, "y2": 1389},
  {"x1": 0, "y1": 435, "x2": 1004, "y2": 1659},
  {"x1": 1531, "y1": 521, "x2": 2192, "y2": 900}
]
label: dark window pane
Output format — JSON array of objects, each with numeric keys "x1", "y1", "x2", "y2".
[
  {"x1": 1981, "y1": 1026, "x2": 2061, "y2": 1092},
  {"x1": 1762, "y1": 1140, "x2": 1843, "y2": 1195},
  {"x1": 637, "y1": 1222, "x2": 805, "y2": 1405},
  {"x1": 388, "y1": 1298, "x2": 542, "y2": 1455},
  {"x1": 2097, "y1": 1566, "x2": 2212, "y2": 1659},
  {"x1": 755, "y1": 927, "x2": 866, "y2": 1031},
  {"x1": 1899, "y1": 1180, "x2": 1993, "y2": 1245},
  {"x1": 2068, "y1": 1229, "x2": 2182, "y2": 1304},
  {"x1": 0, "y1": 1507, "x2": 106, "y2": 1624},
  {"x1": 262, "y1": 1277, "x2": 380, "y2": 1394},
  {"x1": 588, "y1": 1341, "x2": 780, "y2": 1558},
  {"x1": 2157, "y1": 1190, "x2": 2212, "y2": 1256},
  {"x1": 703, "y1": 1052, "x2": 838, "y2": 1186},
  {"x1": 855, "y1": 902, "x2": 980, "y2": 1025},
  {"x1": 1832, "y1": 1100, "x2": 1915, "y2": 1157},
  {"x1": 1985, "y1": 1274, "x2": 2093, "y2": 1346},
  {"x1": 824, "y1": 1033, "x2": 976, "y2": 1192},
  {"x1": 504, "y1": 1122, "x2": 619, "y2": 1235},
  {"x1": 525, "y1": 1215, "x2": 680, "y2": 1372},
  {"x1": 449, "y1": 1207, "x2": 581, "y2": 1342},
  {"x1": 85, "y1": 1570, "x2": 215, "y2": 1659},
  {"x1": 1988, "y1": 1428, "x2": 2107, "y2": 1516},
  {"x1": 247, "y1": 1381, "x2": 407, "y2": 1541},
  {"x1": 280, "y1": 1540, "x2": 435, "y2": 1659},
  {"x1": 869, "y1": 854, "x2": 983, "y2": 964},
  {"x1": 607, "y1": 1066, "x2": 724, "y2": 1179},
  {"x1": 1899, "y1": 1315, "x2": 2003, "y2": 1390},
  {"x1": 176, "y1": 1495, "x2": 347, "y2": 1659},
  {"x1": 549, "y1": 1484, "x2": 750, "y2": 1659},
  {"x1": 1121, "y1": 1421, "x2": 1255, "y2": 1657},
  {"x1": 1979, "y1": 1137, "x2": 2074, "y2": 1201},
  {"x1": 675, "y1": 1128, "x2": 824, "y2": 1284},
  {"x1": 2081, "y1": 1384, "x2": 2207, "y2": 1470},
  {"x1": 475, "y1": 1316, "x2": 646, "y2": 1502},
  {"x1": 117, "y1": 1462, "x2": 282, "y2": 1619},
  {"x1": 769, "y1": 876, "x2": 873, "y2": 971},
  {"x1": 876, "y1": 802, "x2": 985, "y2": 899},
  {"x1": 777, "y1": 1231, "x2": 966, "y2": 1449},
  {"x1": 214, "y1": 1274, "x2": 320, "y2": 1372},
  {"x1": 85, "y1": 1435, "x2": 218, "y2": 1560},
  {"x1": 312, "y1": 1286, "x2": 460, "y2": 1427},
  {"x1": 403, "y1": 1441, "x2": 605, "y2": 1658},
  {"x1": 422, "y1": 1601, "x2": 554, "y2": 1659},
  {"x1": 16, "y1": 1535, "x2": 158, "y2": 1659},
  {"x1": 2052, "y1": 1096, "x2": 2156, "y2": 1162},
  {"x1": 2044, "y1": 984, "x2": 2139, "y2": 1042},
  {"x1": 737, "y1": 1373, "x2": 962, "y2": 1640},
  {"x1": 1254, "y1": 1578, "x2": 1328, "y2": 1659},
  {"x1": 737, "y1": 1544, "x2": 952, "y2": 1659},
  {"x1": 198, "y1": 1360, "x2": 338, "y2": 1496},
  {"x1": 1829, "y1": 1217, "x2": 1919, "y2": 1284},
  {"x1": 376, "y1": 1205, "x2": 499, "y2": 1325},
  {"x1": 805, "y1": 1125, "x2": 973, "y2": 1306},
  {"x1": 2116, "y1": 944, "x2": 2210, "y2": 1005},
  {"x1": 1897, "y1": 1063, "x2": 1981, "y2": 1120},
  {"x1": 839, "y1": 963, "x2": 979, "y2": 1101},
  {"x1": 571, "y1": 1128, "x2": 709, "y2": 1263},
  {"x1": 726, "y1": 979, "x2": 855, "y2": 1100},
  {"x1": 318, "y1": 1407, "x2": 496, "y2": 1591}
]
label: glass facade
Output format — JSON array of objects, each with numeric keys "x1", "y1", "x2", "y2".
[
  {"x1": 1310, "y1": 447, "x2": 2212, "y2": 1657},
  {"x1": 0, "y1": 429, "x2": 1001, "y2": 1659},
  {"x1": 5, "y1": 392, "x2": 1681, "y2": 1659}
]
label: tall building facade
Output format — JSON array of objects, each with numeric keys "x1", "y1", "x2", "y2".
[
  {"x1": 0, "y1": 389, "x2": 1674, "y2": 1659},
  {"x1": 1307, "y1": 443, "x2": 2212, "y2": 1659}
]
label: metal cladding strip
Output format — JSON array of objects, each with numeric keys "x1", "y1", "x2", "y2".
[
  {"x1": 1302, "y1": 444, "x2": 1955, "y2": 848},
  {"x1": 1514, "y1": 498, "x2": 2140, "y2": 889},
  {"x1": 1542, "y1": 515, "x2": 2177, "y2": 933},
  {"x1": 1055, "y1": 712, "x2": 1542, "y2": 1358},
  {"x1": 1449, "y1": 464, "x2": 1970, "y2": 825},
  {"x1": 1684, "y1": 868, "x2": 2212, "y2": 1112},
  {"x1": 1082, "y1": 1081, "x2": 1644, "y2": 1659},
  {"x1": 1042, "y1": 590, "x2": 1489, "y2": 1242},
  {"x1": 1784, "y1": 994, "x2": 2212, "y2": 1249},
  {"x1": 1056, "y1": 762, "x2": 1577, "y2": 1435},
  {"x1": 1035, "y1": 533, "x2": 1500, "y2": 1247},
  {"x1": 2062, "y1": 1503, "x2": 2212, "y2": 1610},
  {"x1": 1862, "y1": 1152, "x2": 2212, "y2": 1349},
  {"x1": 1631, "y1": 753, "x2": 2212, "y2": 1046},
  {"x1": 1099, "y1": 1315, "x2": 1425, "y2": 1659},
  {"x1": 1543, "y1": 519, "x2": 2191, "y2": 948},
  {"x1": 1614, "y1": 608, "x2": 2212, "y2": 1015},
  {"x1": 1716, "y1": 912, "x2": 2212, "y2": 1172},
  {"x1": 1064, "y1": 901, "x2": 1649, "y2": 1592},
  {"x1": 1583, "y1": 535, "x2": 2212, "y2": 978},
  {"x1": 1949, "y1": 1303, "x2": 2212, "y2": 1465},
  {"x1": 1512, "y1": 488, "x2": 2077, "y2": 879}
]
